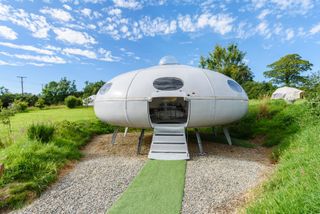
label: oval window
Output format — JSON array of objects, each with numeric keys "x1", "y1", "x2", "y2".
[
  {"x1": 153, "y1": 77, "x2": 183, "y2": 91},
  {"x1": 98, "y1": 82, "x2": 112, "y2": 95},
  {"x1": 227, "y1": 80, "x2": 242, "y2": 93}
]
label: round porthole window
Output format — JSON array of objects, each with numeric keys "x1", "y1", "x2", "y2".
[
  {"x1": 227, "y1": 80, "x2": 242, "y2": 93},
  {"x1": 98, "y1": 82, "x2": 112, "y2": 95},
  {"x1": 153, "y1": 77, "x2": 183, "y2": 91}
]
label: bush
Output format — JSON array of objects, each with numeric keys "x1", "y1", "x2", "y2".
[
  {"x1": 35, "y1": 98, "x2": 45, "y2": 109},
  {"x1": 27, "y1": 124, "x2": 55, "y2": 143},
  {"x1": 242, "y1": 81, "x2": 276, "y2": 99},
  {"x1": 64, "y1": 96, "x2": 82, "y2": 108},
  {"x1": 12, "y1": 100, "x2": 28, "y2": 112}
]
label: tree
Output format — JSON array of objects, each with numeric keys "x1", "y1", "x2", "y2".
[
  {"x1": 242, "y1": 81, "x2": 276, "y2": 99},
  {"x1": 83, "y1": 81, "x2": 105, "y2": 98},
  {"x1": 0, "y1": 87, "x2": 14, "y2": 108},
  {"x1": 264, "y1": 54, "x2": 313, "y2": 87},
  {"x1": 200, "y1": 43, "x2": 253, "y2": 84},
  {"x1": 42, "y1": 77, "x2": 77, "y2": 105}
]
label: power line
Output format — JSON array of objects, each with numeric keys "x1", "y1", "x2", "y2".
[{"x1": 17, "y1": 76, "x2": 27, "y2": 95}]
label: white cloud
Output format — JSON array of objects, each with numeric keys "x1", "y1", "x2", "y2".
[
  {"x1": 0, "y1": 3, "x2": 51, "y2": 39},
  {"x1": 0, "y1": 60, "x2": 10, "y2": 65},
  {"x1": 27, "y1": 62, "x2": 48, "y2": 67},
  {"x1": 108, "y1": 8, "x2": 122, "y2": 16},
  {"x1": 0, "y1": 51, "x2": 66, "y2": 64},
  {"x1": 178, "y1": 15, "x2": 197, "y2": 32},
  {"x1": 83, "y1": 0, "x2": 105, "y2": 3},
  {"x1": 40, "y1": 7, "x2": 73, "y2": 22},
  {"x1": 63, "y1": 4, "x2": 72, "y2": 10},
  {"x1": 139, "y1": 17, "x2": 177, "y2": 36},
  {"x1": 178, "y1": 13, "x2": 234, "y2": 35},
  {"x1": 310, "y1": 23, "x2": 320, "y2": 35},
  {"x1": 112, "y1": 0, "x2": 142, "y2": 10},
  {"x1": 0, "y1": 25, "x2": 17, "y2": 40},
  {"x1": 0, "y1": 42, "x2": 54, "y2": 55},
  {"x1": 62, "y1": 48, "x2": 97, "y2": 59},
  {"x1": 98, "y1": 48, "x2": 121, "y2": 62},
  {"x1": 15, "y1": 54, "x2": 66, "y2": 64},
  {"x1": 53, "y1": 27, "x2": 97, "y2": 45},
  {"x1": 285, "y1": 28, "x2": 294, "y2": 40},
  {"x1": 256, "y1": 21, "x2": 271, "y2": 38},
  {"x1": 80, "y1": 8, "x2": 91, "y2": 16},
  {"x1": 250, "y1": 0, "x2": 314, "y2": 15},
  {"x1": 257, "y1": 9, "x2": 270, "y2": 20}
]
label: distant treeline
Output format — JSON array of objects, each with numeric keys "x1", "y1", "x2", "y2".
[{"x1": 0, "y1": 79, "x2": 105, "y2": 108}]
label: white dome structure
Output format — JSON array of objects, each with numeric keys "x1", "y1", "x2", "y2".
[
  {"x1": 94, "y1": 57, "x2": 248, "y2": 160},
  {"x1": 271, "y1": 86, "x2": 303, "y2": 102}
]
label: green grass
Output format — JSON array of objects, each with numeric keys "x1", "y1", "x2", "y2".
[
  {"x1": 246, "y1": 123, "x2": 320, "y2": 213},
  {"x1": 0, "y1": 117, "x2": 114, "y2": 210},
  {"x1": 107, "y1": 160, "x2": 186, "y2": 214},
  {"x1": 0, "y1": 106, "x2": 96, "y2": 141},
  {"x1": 244, "y1": 98, "x2": 320, "y2": 213}
]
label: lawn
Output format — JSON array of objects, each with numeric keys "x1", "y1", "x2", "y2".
[
  {"x1": 0, "y1": 107, "x2": 97, "y2": 141},
  {"x1": 108, "y1": 160, "x2": 186, "y2": 214},
  {"x1": 0, "y1": 107, "x2": 114, "y2": 210}
]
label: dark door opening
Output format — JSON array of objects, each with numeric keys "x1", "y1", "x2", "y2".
[{"x1": 149, "y1": 97, "x2": 188, "y2": 124}]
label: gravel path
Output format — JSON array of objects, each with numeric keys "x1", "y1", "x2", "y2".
[
  {"x1": 182, "y1": 142, "x2": 273, "y2": 214},
  {"x1": 11, "y1": 134, "x2": 147, "y2": 214},
  {"x1": 11, "y1": 132, "x2": 273, "y2": 214}
]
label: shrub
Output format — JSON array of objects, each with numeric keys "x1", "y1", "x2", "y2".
[
  {"x1": 35, "y1": 98, "x2": 45, "y2": 109},
  {"x1": 12, "y1": 100, "x2": 28, "y2": 112},
  {"x1": 307, "y1": 92, "x2": 320, "y2": 119},
  {"x1": 64, "y1": 96, "x2": 82, "y2": 108},
  {"x1": 27, "y1": 124, "x2": 55, "y2": 143}
]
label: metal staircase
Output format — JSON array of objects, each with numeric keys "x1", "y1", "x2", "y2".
[{"x1": 148, "y1": 126, "x2": 189, "y2": 160}]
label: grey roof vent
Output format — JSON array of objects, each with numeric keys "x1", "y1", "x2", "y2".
[{"x1": 159, "y1": 56, "x2": 179, "y2": 65}]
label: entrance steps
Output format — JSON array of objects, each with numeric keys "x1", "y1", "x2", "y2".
[{"x1": 148, "y1": 126, "x2": 189, "y2": 160}]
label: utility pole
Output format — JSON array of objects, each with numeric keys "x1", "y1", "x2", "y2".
[{"x1": 17, "y1": 76, "x2": 27, "y2": 95}]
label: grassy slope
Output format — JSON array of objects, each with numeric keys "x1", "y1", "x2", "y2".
[
  {"x1": 247, "y1": 124, "x2": 320, "y2": 213},
  {"x1": 0, "y1": 107, "x2": 96, "y2": 140},
  {"x1": 108, "y1": 160, "x2": 186, "y2": 214},
  {"x1": 245, "y1": 100, "x2": 320, "y2": 213}
]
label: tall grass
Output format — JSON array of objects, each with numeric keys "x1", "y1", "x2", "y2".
[
  {"x1": 0, "y1": 120, "x2": 114, "y2": 210},
  {"x1": 246, "y1": 122, "x2": 320, "y2": 213}
]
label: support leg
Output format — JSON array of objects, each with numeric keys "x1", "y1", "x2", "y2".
[
  {"x1": 137, "y1": 129, "x2": 145, "y2": 155},
  {"x1": 223, "y1": 127, "x2": 232, "y2": 146},
  {"x1": 111, "y1": 128, "x2": 119, "y2": 145},
  {"x1": 195, "y1": 128, "x2": 205, "y2": 155},
  {"x1": 124, "y1": 127, "x2": 128, "y2": 137}
]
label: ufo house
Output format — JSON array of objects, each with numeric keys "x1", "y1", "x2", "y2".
[{"x1": 94, "y1": 56, "x2": 248, "y2": 160}]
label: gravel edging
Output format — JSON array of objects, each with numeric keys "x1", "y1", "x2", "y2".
[
  {"x1": 11, "y1": 156, "x2": 145, "y2": 214},
  {"x1": 182, "y1": 153, "x2": 272, "y2": 214}
]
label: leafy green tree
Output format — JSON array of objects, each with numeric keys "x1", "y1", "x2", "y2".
[
  {"x1": 242, "y1": 81, "x2": 276, "y2": 99},
  {"x1": 0, "y1": 87, "x2": 14, "y2": 108},
  {"x1": 83, "y1": 81, "x2": 105, "y2": 98},
  {"x1": 264, "y1": 54, "x2": 313, "y2": 87},
  {"x1": 200, "y1": 43, "x2": 254, "y2": 84},
  {"x1": 42, "y1": 78, "x2": 77, "y2": 105}
]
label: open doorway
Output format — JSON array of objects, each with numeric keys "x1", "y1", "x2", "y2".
[{"x1": 149, "y1": 97, "x2": 188, "y2": 124}]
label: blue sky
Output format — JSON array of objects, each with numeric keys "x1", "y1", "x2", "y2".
[{"x1": 0, "y1": 0, "x2": 320, "y2": 94}]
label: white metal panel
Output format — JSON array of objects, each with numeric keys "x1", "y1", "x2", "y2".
[
  {"x1": 214, "y1": 100, "x2": 248, "y2": 125},
  {"x1": 127, "y1": 65, "x2": 214, "y2": 98},
  {"x1": 94, "y1": 100, "x2": 129, "y2": 126},
  {"x1": 126, "y1": 100, "x2": 151, "y2": 128},
  {"x1": 188, "y1": 99, "x2": 215, "y2": 127}
]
